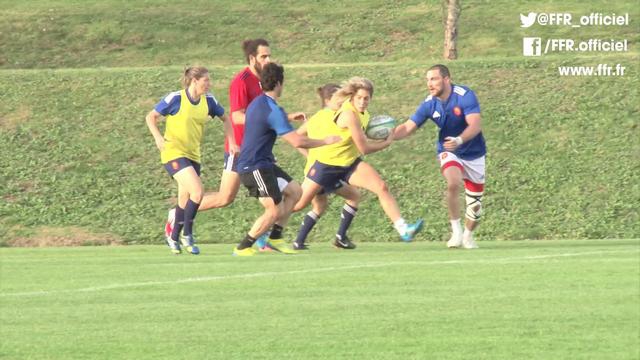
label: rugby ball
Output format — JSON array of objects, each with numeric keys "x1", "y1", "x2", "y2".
[{"x1": 366, "y1": 115, "x2": 396, "y2": 140}]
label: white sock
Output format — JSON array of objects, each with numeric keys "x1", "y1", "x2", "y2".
[
  {"x1": 450, "y1": 219, "x2": 462, "y2": 234},
  {"x1": 394, "y1": 218, "x2": 407, "y2": 234},
  {"x1": 463, "y1": 227, "x2": 473, "y2": 239}
]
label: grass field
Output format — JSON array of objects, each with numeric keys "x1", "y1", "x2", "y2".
[
  {"x1": 1, "y1": 240, "x2": 638, "y2": 359},
  {"x1": 1, "y1": 1, "x2": 639, "y2": 244},
  {"x1": 1, "y1": 1, "x2": 638, "y2": 359}
]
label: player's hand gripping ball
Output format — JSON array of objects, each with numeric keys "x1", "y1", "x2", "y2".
[{"x1": 366, "y1": 115, "x2": 396, "y2": 140}]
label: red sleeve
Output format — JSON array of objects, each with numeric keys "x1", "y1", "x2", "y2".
[{"x1": 229, "y1": 77, "x2": 248, "y2": 113}]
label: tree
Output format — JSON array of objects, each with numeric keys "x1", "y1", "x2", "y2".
[{"x1": 443, "y1": 0, "x2": 461, "y2": 60}]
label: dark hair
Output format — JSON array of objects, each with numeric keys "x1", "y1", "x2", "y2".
[
  {"x1": 317, "y1": 83, "x2": 340, "y2": 107},
  {"x1": 242, "y1": 38, "x2": 270, "y2": 64},
  {"x1": 261, "y1": 63, "x2": 284, "y2": 91},
  {"x1": 428, "y1": 64, "x2": 451, "y2": 78},
  {"x1": 181, "y1": 66, "x2": 208, "y2": 88}
]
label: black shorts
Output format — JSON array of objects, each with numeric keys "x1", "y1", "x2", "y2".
[
  {"x1": 239, "y1": 165, "x2": 293, "y2": 205},
  {"x1": 164, "y1": 157, "x2": 201, "y2": 177},
  {"x1": 306, "y1": 158, "x2": 361, "y2": 190}
]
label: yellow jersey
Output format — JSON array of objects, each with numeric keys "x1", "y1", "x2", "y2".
[
  {"x1": 160, "y1": 89, "x2": 212, "y2": 164},
  {"x1": 304, "y1": 108, "x2": 334, "y2": 174},
  {"x1": 308, "y1": 100, "x2": 370, "y2": 167}
]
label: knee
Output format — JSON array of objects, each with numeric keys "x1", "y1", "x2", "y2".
[
  {"x1": 373, "y1": 180, "x2": 390, "y2": 196},
  {"x1": 285, "y1": 182, "x2": 302, "y2": 202},
  {"x1": 191, "y1": 187, "x2": 204, "y2": 203},
  {"x1": 447, "y1": 181, "x2": 461, "y2": 194},
  {"x1": 266, "y1": 206, "x2": 279, "y2": 223},
  {"x1": 465, "y1": 191, "x2": 483, "y2": 222}
]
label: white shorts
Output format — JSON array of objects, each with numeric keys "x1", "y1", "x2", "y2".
[{"x1": 439, "y1": 152, "x2": 485, "y2": 191}]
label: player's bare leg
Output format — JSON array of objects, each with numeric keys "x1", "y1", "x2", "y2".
[
  {"x1": 254, "y1": 181, "x2": 301, "y2": 254},
  {"x1": 311, "y1": 194, "x2": 328, "y2": 216},
  {"x1": 274, "y1": 181, "x2": 302, "y2": 229},
  {"x1": 293, "y1": 178, "x2": 323, "y2": 212},
  {"x1": 443, "y1": 165, "x2": 464, "y2": 248},
  {"x1": 199, "y1": 170, "x2": 240, "y2": 210},
  {"x1": 234, "y1": 197, "x2": 280, "y2": 256},
  {"x1": 172, "y1": 167, "x2": 204, "y2": 254},
  {"x1": 248, "y1": 197, "x2": 280, "y2": 239},
  {"x1": 348, "y1": 161, "x2": 422, "y2": 241},
  {"x1": 348, "y1": 161, "x2": 401, "y2": 221}
]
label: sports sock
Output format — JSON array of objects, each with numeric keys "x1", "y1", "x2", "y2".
[
  {"x1": 451, "y1": 218, "x2": 462, "y2": 235},
  {"x1": 269, "y1": 224, "x2": 284, "y2": 239},
  {"x1": 171, "y1": 206, "x2": 185, "y2": 241},
  {"x1": 336, "y1": 204, "x2": 358, "y2": 239},
  {"x1": 237, "y1": 234, "x2": 256, "y2": 250},
  {"x1": 183, "y1": 199, "x2": 200, "y2": 236},
  {"x1": 463, "y1": 227, "x2": 473, "y2": 239},
  {"x1": 295, "y1": 211, "x2": 319, "y2": 245},
  {"x1": 393, "y1": 218, "x2": 408, "y2": 235}
]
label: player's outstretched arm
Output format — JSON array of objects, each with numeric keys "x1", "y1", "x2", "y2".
[
  {"x1": 281, "y1": 132, "x2": 340, "y2": 149},
  {"x1": 295, "y1": 122, "x2": 310, "y2": 157},
  {"x1": 393, "y1": 120, "x2": 418, "y2": 141},
  {"x1": 145, "y1": 109, "x2": 165, "y2": 151}
]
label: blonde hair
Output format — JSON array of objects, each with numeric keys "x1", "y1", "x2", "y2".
[
  {"x1": 181, "y1": 66, "x2": 209, "y2": 88},
  {"x1": 331, "y1": 77, "x2": 374, "y2": 108}
]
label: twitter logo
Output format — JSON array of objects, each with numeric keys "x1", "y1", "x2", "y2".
[{"x1": 520, "y1": 12, "x2": 537, "y2": 28}]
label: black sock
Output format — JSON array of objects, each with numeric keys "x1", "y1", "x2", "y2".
[
  {"x1": 269, "y1": 224, "x2": 284, "y2": 239},
  {"x1": 171, "y1": 206, "x2": 185, "y2": 241},
  {"x1": 183, "y1": 199, "x2": 200, "y2": 236},
  {"x1": 237, "y1": 234, "x2": 256, "y2": 250},
  {"x1": 295, "y1": 211, "x2": 319, "y2": 245},
  {"x1": 336, "y1": 204, "x2": 357, "y2": 239}
]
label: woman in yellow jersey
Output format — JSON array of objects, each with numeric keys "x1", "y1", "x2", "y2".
[
  {"x1": 145, "y1": 66, "x2": 237, "y2": 255},
  {"x1": 293, "y1": 77, "x2": 424, "y2": 245},
  {"x1": 292, "y1": 84, "x2": 361, "y2": 250}
]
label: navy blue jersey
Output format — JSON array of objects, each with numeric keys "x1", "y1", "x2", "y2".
[
  {"x1": 410, "y1": 84, "x2": 486, "y2": 160},
  {"x1": 237, "y1": 94, "x2": 294, "y2": 172}
]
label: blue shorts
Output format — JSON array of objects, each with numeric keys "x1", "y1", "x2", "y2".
[
  {"x1": 306, "y1": 158, "x2": 361, "y2": 190},
  {"x1": 318, "y1": 180, "x2": 346, "y2": 195},
  {"x1": 223, "y1": 152, "x2": 239, "y2": 173},
  {"x1": 164, "y1": 157, "x2": 201, "y2": 177}
]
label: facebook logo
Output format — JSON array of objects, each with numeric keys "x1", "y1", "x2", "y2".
[{"x1": 523, "y1": 37, "x2": 542, "y2": 56}]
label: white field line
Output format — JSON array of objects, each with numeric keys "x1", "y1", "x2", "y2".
[{"x1": 1, "y1": 249, "x2": 638, "y2": 298}]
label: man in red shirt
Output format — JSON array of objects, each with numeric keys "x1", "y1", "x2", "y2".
[{"x1": 165, "y1": 39, "x2": 305, "y2": 249}]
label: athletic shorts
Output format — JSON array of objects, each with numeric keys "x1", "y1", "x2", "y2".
[
  {"x1": 439, "y1": 152, "x2": 485, "y2": 191},
  {"x1": 306, "y1": 158, "x2": 361, "y2": 191},
  {"x1": 223, "y1": 152, "x2": 239, "y2": 173},
  {"x1": 318, "y1": 180, "x2": 346, "y2": 195},
  {"x1": 164, "y1": 157, "x2": 201, "y2": 177},
  {"x1": 239, "y1": 165, "x2": 293, "y2": 205}
]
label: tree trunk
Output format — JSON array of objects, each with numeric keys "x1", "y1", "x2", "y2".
[{"x1": 443, "y1": 0, "x2": 461, "y2": 60}]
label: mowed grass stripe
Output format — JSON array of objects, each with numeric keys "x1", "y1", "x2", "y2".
[{"x1": 2, "y1": 247, "x2": 637, "y2": 298}]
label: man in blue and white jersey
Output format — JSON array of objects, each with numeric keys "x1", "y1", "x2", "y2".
[
  {"x1": 394, "y1": 64, "x2": 486, "y2": 249},
  {"x1": 233, "y1": 63, "x2": 340, "y2": 256}
]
